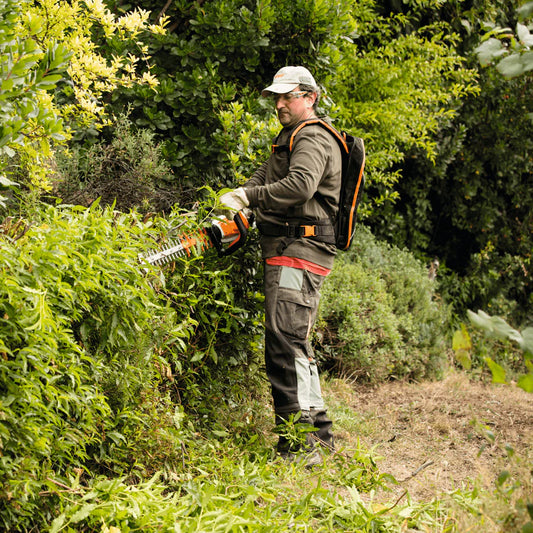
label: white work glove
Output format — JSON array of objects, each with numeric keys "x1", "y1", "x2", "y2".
[{"x1": 219, "y1": 187, "x2": 249, "y2": 212}]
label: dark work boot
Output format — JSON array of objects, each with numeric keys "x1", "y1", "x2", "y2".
[
  {"x1": 310, "y1": 408, "x2": 335, "y2": 452},
  {"x1": 274, "y1": 411, "x2": 322, "y2": 467}
]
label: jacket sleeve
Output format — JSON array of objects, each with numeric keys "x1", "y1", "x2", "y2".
[
  {"x1": 244, "y1": 160, "x2": 268, "y2": 188},
  {"x1": 244, "y1": 128, "x2": 332, "y2": 211}
]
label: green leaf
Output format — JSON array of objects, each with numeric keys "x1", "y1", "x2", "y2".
[
  {"x1": 452, "y1": 325, "x2": 472, "y2": 369},
  {"x1": 468, "y1": 310, "x2": 521, "y2": 343},
  {"x1": 497, "y1": 53, "x2": 531, "y2": 79},
  {"x1": 520, "y1": 327, "x2": 533, "y2": 356},
  {"x1": 190, "y1": 351, "x2": 205, "y2": 362},
  {"x1": 484, "y1": 356, "x2": 507, "y2": 385},
  {"x1": 517, "y1": 23, "x2": 533, "y2": 47},
  {"x1": 0, "y1": 175, "x2": 19, "y2": 187},
  {"x1": 517, "y1": 372, "x2": 533, "y2": 393},
  {"x1": 2, "y1": 78, "x2": 14, "y2": 92},
  {"x1": 37, "y1": 74, "x2": 63, "y2": 88},
  {"x1": 522, "y1": 522, "x2": 533, "y2": 533},
  {"x1": 474, "y1": 38, "x2": 506, "y2": 66},
  {"x1": 496, "y1": 469, "x2": 510, "y2": 486},
  {"x1": 49, "y1": 513, "x2": 66, "y2": 533},
  {"x1": 518, "y1": 1, "x2": 533, "y2": 18},
  {"x1": 106, "y1": 431, "x2": 126, "y2": 444},
  {"x1": 70, "y1": 503, "x2": 98, "y2": 523}
]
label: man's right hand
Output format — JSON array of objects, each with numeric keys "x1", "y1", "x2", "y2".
[{"x1": 219, "y1": 188, "x2": 249, "y2": 213}]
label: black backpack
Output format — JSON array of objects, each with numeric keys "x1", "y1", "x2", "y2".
[{"x1": 274, "y1": 118, "x2": 366, "y2": 251}]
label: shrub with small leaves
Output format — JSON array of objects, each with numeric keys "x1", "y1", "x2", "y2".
[
  {"x1": 53, "y1": 114, "x2": 176, "y2": 212},
  {"x1": 0, "y1": 202, "x2": 189, "y2": 529},
  {"x1": 316, "y1": 226, "x2": 450, "y2": 382}
]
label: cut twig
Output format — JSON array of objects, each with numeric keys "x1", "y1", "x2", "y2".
[
  {"x1": 46, "y1": 478, "x2": 75, "y2": 491},
  {"x1": 400, "y1": 459, "x2": 434, "y2": 482},
  {"x1": 384, "y1": 489, "x2": 408, "y2": 512},
  {"x1": 373, "y1": 489, "x2": 409, "y2": 517},
  {"x1": 39, "y1": 477, "x2": 83, "y2": 496}
]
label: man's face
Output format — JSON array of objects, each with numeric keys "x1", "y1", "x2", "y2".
[{"x1": 274, "y1": 87, "x2": 316, "y2": 127}]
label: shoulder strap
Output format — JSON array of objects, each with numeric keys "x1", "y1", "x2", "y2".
[
  {"x1": 270, "y1": 118, "x2": 349, "y2": 222},
  {"x1": 287, "y1": 118, "x2": 350, "y2": 155},
  {"x1": 272, "y1": 119, "x2": 349, "y2": 155},
  {"x1": 288, "y1": 119, "x2": 350, "y2": 220}
]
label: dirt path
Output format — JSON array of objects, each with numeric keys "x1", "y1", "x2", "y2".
[{"x1": 332, "y1": 372, "x2": 533, "y2": 502}]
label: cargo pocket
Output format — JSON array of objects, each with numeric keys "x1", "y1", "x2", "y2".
[{"x1": 276, "y1": 288, "x2": 314, "y2": 340}]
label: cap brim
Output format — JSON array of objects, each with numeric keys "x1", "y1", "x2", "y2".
[{"x1": 261, "y1": 82, "x2": 299, "y2": 97}]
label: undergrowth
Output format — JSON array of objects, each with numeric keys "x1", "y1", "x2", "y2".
[
  {"x1": 1, "y1": 203, "x2": 530, "y2": 531},
  {"x1": 42, "y1": 381, "x2": 527, "y2": 533},
  {"x1": 44, "y1": 416, "x2": 461, "y2": 533}
]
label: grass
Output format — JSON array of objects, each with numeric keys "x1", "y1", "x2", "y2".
[
  {"x1": 321, "y1": 373, "x2": 533, "y2": 533},
  {"x1": 37, "y1": 372, "x2": 533, "y2": 531}
]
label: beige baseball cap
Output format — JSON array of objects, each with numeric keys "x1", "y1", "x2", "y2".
[{"x1": 261, "y1": 66, "x2": 318, "y2": 96}]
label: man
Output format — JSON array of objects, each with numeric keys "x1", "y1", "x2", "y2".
[{"x1": 220, "y1": 66, "x2": 341, "y2": 464}]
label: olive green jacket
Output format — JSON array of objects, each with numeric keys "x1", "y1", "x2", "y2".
[{"x1": 244, "y1": 121, "x2": 342, "y2": 269}]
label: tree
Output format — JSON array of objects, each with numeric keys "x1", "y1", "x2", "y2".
[
  {"x1": 400, "y1": 69, "x2": 532, "y2": 324},
  {"x1": 103, "y1": 0, "x2": 357, "y2": 196},
  {"x1": 76, "y1": 0, "x2": 476, "y2": 219},
  {"x1": 330, "y1": 16, "x2": 478, "y2": 216},
  {"x1": 362, "y1": 0, "x2": 532, "y2": 325}
]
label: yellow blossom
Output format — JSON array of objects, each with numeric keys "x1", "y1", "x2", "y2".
[
  {"x1": 141, "y1": 71, "x2": 159, "y2": 88},
  {"x1": 117, "y1": 8, "x2": 150, "y2": 36},
  {"x1": 11, "y1": 0, "x2": 167, "y2": 192}
]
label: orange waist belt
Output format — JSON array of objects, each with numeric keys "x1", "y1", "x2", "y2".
[{"x1": 266, "y1": 256, "x2": 331, "y2": 276}]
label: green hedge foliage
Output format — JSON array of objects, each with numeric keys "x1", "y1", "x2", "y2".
[
  {"x1": 0, "y1": 201, "x2": 264, "y2": 529},
  {"x1": 316, "y1": 226, "x2": 450, "y2": 382},
  {"x1": 0, "y1": 204, "x2": 168, "y2": 527}
]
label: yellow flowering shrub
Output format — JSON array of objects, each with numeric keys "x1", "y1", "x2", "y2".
[
  {"x1": 19, "y1": 0, "x2": 166, "y2": 129},
  {"x1": 0, "y1": 0, "x2": 166, "y2": 195}
]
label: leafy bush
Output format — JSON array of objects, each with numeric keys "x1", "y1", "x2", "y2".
[
  {"x1": 0, "y1": 0, "x2": 166, "y2": 201},
  {"x1": 150, "y1": 203, "x2": 265, "y2": 421},
  {"x1": 0, "y1": 200, "x2": 267, "y2": 527},
  {"x1": 384, "y1": 66, "x2": 533, "y2": 327},
  {"x1": 0, "y1": 203, "x2": 186, "y2": 528},
  {"x1": 316, "y1": 226, "x2": 450, "y2": 382},
  {"x1": 105, "y1": 0, "x2": 356, "y2": 189},
  {"x1": 0, "y1": 0, "x2": 70, "y2": 197}
]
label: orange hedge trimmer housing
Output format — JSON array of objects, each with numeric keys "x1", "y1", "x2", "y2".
[{"x1": 140, "y1": 211, "x2": 251, "y2": 267}]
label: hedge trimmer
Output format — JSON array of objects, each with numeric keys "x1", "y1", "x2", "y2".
[{"x1": 139, "y1": 211, "x2": 252, "y2": 267}]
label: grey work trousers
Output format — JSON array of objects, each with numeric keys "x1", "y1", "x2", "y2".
[{"x1": 264, "y1": 262, "x2": 327, "y2": 416}]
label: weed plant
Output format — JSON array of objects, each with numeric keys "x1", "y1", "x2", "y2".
[{"x1": 443, "y1": 423, "x2": 533, "y2": 532}]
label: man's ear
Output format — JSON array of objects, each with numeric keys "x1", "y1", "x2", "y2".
[{"x1": 307, "y1": 91, "x2": 317, "y2": 107}]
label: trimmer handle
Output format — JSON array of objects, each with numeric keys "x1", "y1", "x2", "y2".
[{"x1": 209, "y1": 211, "x2": 252, "y2": 256}]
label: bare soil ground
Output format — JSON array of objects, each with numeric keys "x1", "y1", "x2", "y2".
[{"x1": 332, "y1": 372, "x2": 533, "y2": 502}]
